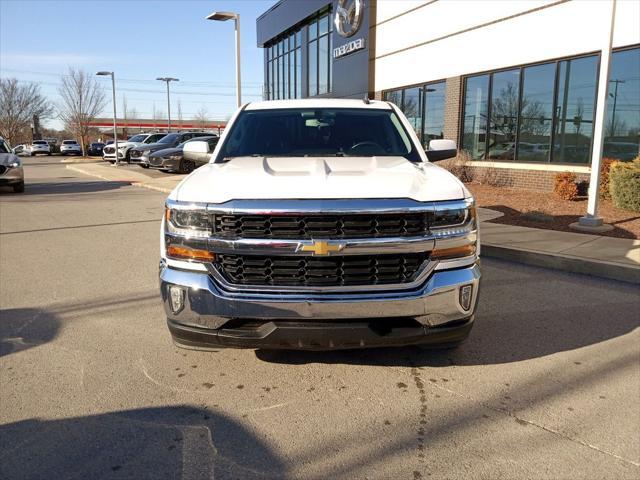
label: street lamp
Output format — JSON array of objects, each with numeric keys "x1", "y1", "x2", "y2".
[
  {"x1": 206, "y1": 11, "x2": 242, "y2": 108},
  {"x1": 156, "y1": 77, "x2": 179, "y2": 132},
  {"x1": 96, "y1": 71, "x2": 119, "y2": 166}
]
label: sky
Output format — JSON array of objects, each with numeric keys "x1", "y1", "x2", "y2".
[{"x1": 0, "y1": 0, "x2": 275, "y2": 129}]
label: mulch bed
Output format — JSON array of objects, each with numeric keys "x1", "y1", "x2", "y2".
[{"x1": 466, "y1": 183, "x2": 640, "y2": 239}]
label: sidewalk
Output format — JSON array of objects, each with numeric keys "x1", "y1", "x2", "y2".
[
  {"x1": 67, "y1": 163, "x2": 640, "y2": 284},
  {"x1": 67, "y1": 162, "x2": 181, "y2": 194},
  {"x1": 478, "y1": 208, "x2": 640, "y2": 284}
]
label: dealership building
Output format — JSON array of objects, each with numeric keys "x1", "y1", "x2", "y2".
[{"x1": 256, "y1": 0, "x2": 640, "y2": 190}]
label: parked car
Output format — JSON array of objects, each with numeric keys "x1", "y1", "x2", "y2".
[
  {"x1": 148, "y1": 135, "x2": 219, "y2": 173},
  {"x1": 60, "y1": 140, "x2": 82, "y2": 156},
  {"x1": 160, "y1": 99, "x2": 480, "y2": 351},
  {"x1": 12, "y1": 144, "x2": 28, "y2": 156},
  {"x1": 129, "y1": 132, "x2": 213, "y2": 168},
  {"x1": 29, "y1": 140, "x2": 52, "y2": 156},
  {"x1": 102, "y1": 133, "x2": 167, "y2": 163},
  {"x1": 0, "y1": 138, "x2": 24, "y2": 193},
  {"x1": 87, "y1": 142, "x2": 105, "y2": 156}
]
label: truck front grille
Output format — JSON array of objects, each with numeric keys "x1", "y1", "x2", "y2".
[
  {"x1": 214, "y1": 213, "x2": 429, "y2": 239},
  {"x1": 217, "y1": 253, "x2": 428, "y2": 287}
]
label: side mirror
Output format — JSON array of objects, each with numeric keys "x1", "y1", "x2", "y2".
[
  {"x1": 426, "y1": 139, "x2": 457, "y2": 162},
  {"x1": 183, "y1": 140, "x2": 212, "y2": 164}
]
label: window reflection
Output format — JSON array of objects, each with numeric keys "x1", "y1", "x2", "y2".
[
  {"x1": 462, "y1": 75, "x2": 490, "y2": 159},
  {"x1": 604, "y1": 47, "x2": 640, "y2": 161},
  {"x1": 553, "y1": 55, "x2": 598, "y2": 164},
  {"x1": 384, "y1": 81, "x2": 446, "y2": 148},
  {"x1": 488, "y1": 69, "x2": 520, "y2": 160},
  {"x1": 518, "y1": 63, "x2": 555, "y2": 162}
]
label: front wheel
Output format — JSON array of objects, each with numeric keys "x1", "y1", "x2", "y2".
[
  {"x1": 140, "y1": 164, "x2": 149, "y2": 169},
  {"x1": 13, "y1": 182, "x2": 25, "y2": 193},
  {"x1": 47, "y1": 152, "x2": 52, "y2": 156},
  {"x1": 30, "y1": 152, "x2": 35, "y2": 157},
  {"x1": 179, "y1": 159, "x2": 195, "y2": 174}
]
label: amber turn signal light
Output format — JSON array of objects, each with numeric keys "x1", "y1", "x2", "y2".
[
  {"x1": 167, "y1": 245, "x2": 215, "y2": 262},
  {"x1": 430, "y1": 244, "x2": 476, "y2": 260}
]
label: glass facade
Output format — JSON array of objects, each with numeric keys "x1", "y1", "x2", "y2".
[
  {"x1": 603, "y1": 47, "x2": 640, "y2": 161},
  {"x1": 383, "y1": 81, "x2": 447, "y2": 148},
  {"x1": 308, "y1": 10, "x2": 332, "y2": 96},
  {"x1": 266, "y1": 29, "x2": 302, "y2": 100},
  {"x1": 461, "y1": 47, "x2": 640, "y2": 164}
]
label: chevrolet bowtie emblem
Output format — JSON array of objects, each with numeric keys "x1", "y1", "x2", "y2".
[{"x1": 300, "y1": 241, "x2": 343, "y2": 255}]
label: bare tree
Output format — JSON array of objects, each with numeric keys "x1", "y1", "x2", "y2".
[
  {"x1": 58, "y1": 68, "x2": 106, "y2": 155},
  {"x1": 194, "y1": 107, "x2": 209, "y2": 129},
  {"x1": 0, "y1": 78, "x2": 53, "y2": 146}
]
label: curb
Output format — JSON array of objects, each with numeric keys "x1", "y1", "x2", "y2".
[
  {"x1": 66, "y1": 165, "x2": 173, "y2": 194},
  {"x1": 482, "y1": 243, "x2": 640, "y2": 285}
]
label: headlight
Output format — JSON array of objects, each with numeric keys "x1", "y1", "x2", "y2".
[
  {"x1": 143, "y1": 150, "x2": 151, "y2": 156},
  {"x1": 168, "y1": 155, "x2": 182, "y2": 161},
  {"x1": 429, "y1": 201, "x2": 477, "y2": 260},
  {"x1": 165, "y1": 208, "x2": 212, "y2": 237},
  {"x1": 9, "y1": 160, "x2": 21, "y2": 167},
  {"x1": 117, "y1": 145, "x2": 128, "y2": 150}
]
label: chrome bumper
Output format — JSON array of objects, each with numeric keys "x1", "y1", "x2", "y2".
[{"x1": 160, "y1": 262, "x2": 480, "y2": 330}]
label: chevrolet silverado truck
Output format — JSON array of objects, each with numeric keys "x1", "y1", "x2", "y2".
[{"x1": 159, "y1": 99, "x2": 480, "y2": 350}]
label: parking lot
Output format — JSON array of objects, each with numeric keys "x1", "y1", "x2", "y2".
[{"x1": 0, "y1": 156, "x2": 639, "y2": 479}]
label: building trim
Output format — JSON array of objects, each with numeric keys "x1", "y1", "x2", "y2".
[
  {"x1": 373, "y1": 0, "x2": 439, "y2": 28},
  {"x1": 468, "y1": 161, "x2": 591, "y2": 174},
  {"x1": 375, "y1": 0, "x2": 570, "y2": 61}
]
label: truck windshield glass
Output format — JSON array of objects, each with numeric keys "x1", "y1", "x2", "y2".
[{"x1": 217, "y1": 108, "x2": 420, "y2": 161}]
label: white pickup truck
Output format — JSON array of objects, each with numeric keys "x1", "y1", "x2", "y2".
[{"x1": 160, "y1": 99, "x2": 480, "y2": 350}]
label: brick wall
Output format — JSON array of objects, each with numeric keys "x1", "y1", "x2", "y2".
[{"x1": 443, "y1": 76, "x2": 462, "y2": 142}]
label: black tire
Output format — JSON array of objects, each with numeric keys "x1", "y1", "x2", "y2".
[
  {"x1": 13, "y1": 182, "x2": 25, "y2": 193},
  {"x1": 47, "y1": 152, "x2": 52, "y2": 156},
  {"x1": 140, "y1": 164, "x2": 149, "y2": 169},
  {"x1": 30, "y1": 152, "x2": 35, "y2": 157},
  {"x1": 179, "y1": 160, "x2": 195, "y2": 174},
  {"x1": 125, "y1": 150, "x2": 131, "y2": 163}
]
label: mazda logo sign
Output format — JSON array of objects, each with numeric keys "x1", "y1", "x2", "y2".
[{"x1": 335, "y1": 0, "x2": 363, "y2": 38}]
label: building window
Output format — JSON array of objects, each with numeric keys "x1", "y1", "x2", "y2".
[
  {"x1": 604, "y1": 46, "x2": 640, "y2": 161},
  {"x1": 461, "y1": 52, "x2": 609, "y2": 164},
  {"x1": 384, "y1": 81, "x2": 446, "y2": 148},
  {"x1": 266, "y1": 28, "x2": 302, "y2": 100},
  {"x1": 308, "y1": 10, "x2": 332, "y2": 96}
]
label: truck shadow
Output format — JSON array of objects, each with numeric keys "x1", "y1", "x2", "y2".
[
  {"x1": 255, "y1": 258, "x2": 640, "y2": 367},
  {"x1": 0, "y1": 180, "x2": 132, "y2": 196},
  {"x1": 0, "y1": 308, "x2": 60, "y2": 358},
  {"x1": 0, "y1": 406, "x2": 285, "y2": 480}
]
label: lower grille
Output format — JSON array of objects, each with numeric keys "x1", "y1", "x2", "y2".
[
  {"x1": 130, "y1": 150, "x2": 142, "y2": 158},
  {"x1": 217, "y1": 253, "x2": 428, "y2": 287},
  {"x1": 103, "y1": 147, "x2": 115, "y2": 154}
]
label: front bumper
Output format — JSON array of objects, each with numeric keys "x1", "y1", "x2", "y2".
[
  {"x1": 160, "y1": 262, "x2": 480, "y2": 350},
  {"x1": 0, "y1": 166, "x2": 24, "y2": 185},
  {"x1": 129, "y1": 153, "x2": 150, "y2": 165}
]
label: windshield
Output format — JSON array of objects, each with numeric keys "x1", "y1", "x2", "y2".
[
  {"x1": 33, "y1": 140, "x2": 48, "y2": 145},
  {"x1": 63, "y1": 140, "x2": 78, "y2": 145},
  {"x1": 128, "y1": 134, "x2": 147, "y2": 143},
  {"x1": 216, "y1": 108, "x2": 420, "y2": 161},
  {"x1": 145, "y1": 134, "x2": 166, "y2": 143},
  {"x1": 158, "y1": 133, "x2": 180, "y2": 144}
]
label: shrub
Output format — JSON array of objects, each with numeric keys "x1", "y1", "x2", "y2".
[
  {"x1": 599, "y1": 158, "x2": 615, "y2": 200},
  {"x1": 554, "y1": 172, "x2": 578, "y2": 201},
  {"x1": 440, "y1": 150, "x2": 474, "y2": 183},
  {"x1": 609, "y1": 157, "x2": 640, "y2": 212}
]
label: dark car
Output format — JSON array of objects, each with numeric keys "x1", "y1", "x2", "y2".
[
  {"x1": 129, "y1": 132, "x2": 213, "y2": 168},
  {"x1": 148, "y1": 136, "x2": 219, "y2": 173},
  {"x1": 87, "y1": 142, "x2": 105, "y2": 156}
]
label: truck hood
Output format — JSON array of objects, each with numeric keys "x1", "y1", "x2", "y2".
[{"x1": 170, "y1": 156, "x2": 467, "y2": 204}]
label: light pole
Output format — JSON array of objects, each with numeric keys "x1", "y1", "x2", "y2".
[
  {"x1": 157, "y1": 77, "x2": 179, "y2": 132},
  {"x1": 206, "y1": 11, "x2": 242, "y2": 107},
  {"x1": 96, "y1": 71, "x2": 119, "y2": 165}
]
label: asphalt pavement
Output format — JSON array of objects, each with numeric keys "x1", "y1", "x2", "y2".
[{"x1": 1, "y1": 156, "x2": 639, "y2": 479}]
